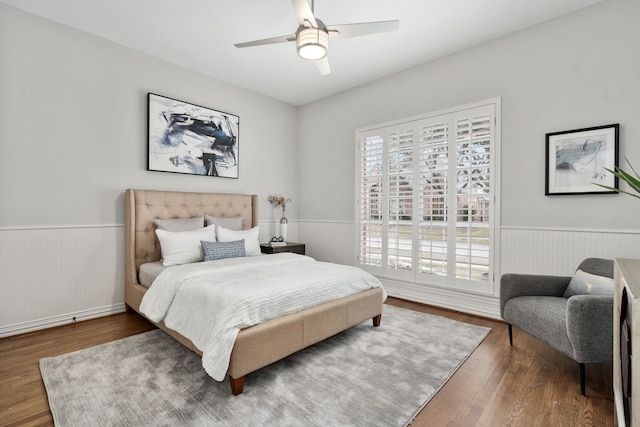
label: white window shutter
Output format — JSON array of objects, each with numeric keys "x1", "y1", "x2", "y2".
[{"x1": 356, "y1": 100, "x2": 498, "y2": 295}]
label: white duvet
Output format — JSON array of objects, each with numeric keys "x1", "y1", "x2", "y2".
[{"x1": 139, "y1": 253, "x2": 386, "y2": 381}]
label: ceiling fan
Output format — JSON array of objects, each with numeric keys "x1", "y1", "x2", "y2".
[{"x1": 234, "y1": 0, "x2": 399, "y2": 75}]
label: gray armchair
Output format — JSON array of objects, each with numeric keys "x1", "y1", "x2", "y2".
[{"x1": 499, "y1": 258, "x2": 614, "y2": 395}]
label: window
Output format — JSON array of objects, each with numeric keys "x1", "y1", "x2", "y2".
[{"x1": 356, "y1": 99, "x2": 499, "y2": 294}]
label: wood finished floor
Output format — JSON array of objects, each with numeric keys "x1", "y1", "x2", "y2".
[{"x1": 0, "y1": 297, "x2": 614, "y2": 427}]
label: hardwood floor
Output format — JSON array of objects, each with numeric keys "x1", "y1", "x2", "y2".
[
  {"x1": 0, "y1": 314, "x2": 156, "y2": 427},
  {"x1": 386, "y1": 299, "x2": 614, "y2": 427},
  {"x1": 0, "y1": 298, "x2": 614, "y2": 426}
]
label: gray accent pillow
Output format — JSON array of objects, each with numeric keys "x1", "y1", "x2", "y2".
[
  {"x1": 563, "y1": 269, "x2": 614, "y2": 297},
  {"x1": 155, "y1": 216, "x2": 204, "y2": 231},
  {"x1": 205, "y1": 215, "x2": 243, "y2": 231},
  {"x1": 201, "y1": 239, "x2": 246, "y2": 261}
]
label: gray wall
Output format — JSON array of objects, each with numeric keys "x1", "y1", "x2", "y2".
[
  {"x1": 0, "y1": 3, "x2": 299, "y2": 228},
  {"x1": 0, "y1": 3, "x2": 299, "y2": 334},
  {"x1": 2, "y1": 0, "x2": 639, "y2": 330},
  {"x1": 295, "y1": 0, "x2": 640, "y2": 315},
  {"x1": 297, "y1": 0, "x2": 640, "y2": 231}
]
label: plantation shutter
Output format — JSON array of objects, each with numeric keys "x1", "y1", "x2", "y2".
[
  {"x1": 418, "y1": 120, "x2": 450, "y2": 280},
  {"x1": 386, "y1": 128, "x2": 414, "y2": 272},
  {"x1": 356, "y1": 100, "x2": 497, "y2": 295},
  {"x1": 358, "y1": 134, "x2": 384, "y2": 267},
  {"x1": 452, "y1": 111, "x2": 492, "y2": 283}
]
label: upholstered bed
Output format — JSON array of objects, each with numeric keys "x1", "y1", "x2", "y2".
[{"x1": 124, "y1": 188, "x2": 385, "y2": 395}]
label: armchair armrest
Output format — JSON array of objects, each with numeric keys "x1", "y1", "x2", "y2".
[
  {"x1": 499, "y1": 273, "x2": 571, "y2": 318},
  {"x1": 566, "y1": 295, "x2": 613, "y2": 363}
]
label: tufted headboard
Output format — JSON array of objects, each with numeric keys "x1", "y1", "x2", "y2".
[{"x1": 124, "y1": 189, "x2": 258, "y2": 311}]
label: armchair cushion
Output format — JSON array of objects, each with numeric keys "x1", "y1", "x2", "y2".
[
  {"x1": 503, "y1": 296, "x2": 574, "y2": 358},
  {"x1": 563, "y1": 269, "x2": 614, "y2": 298}
]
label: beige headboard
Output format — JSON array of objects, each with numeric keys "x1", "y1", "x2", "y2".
[{"x1": 124, "y1": 189, "x2": 258, "y2": 305}]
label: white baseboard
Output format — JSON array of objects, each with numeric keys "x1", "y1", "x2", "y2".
[
  {"x1": 381, "y1": 278, "x2": 502, "y2": 320},
  {"x1": 0, "y1": 303, "x2": 126, "y2": 338}
]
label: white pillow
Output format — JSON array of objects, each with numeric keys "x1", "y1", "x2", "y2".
[
  {"x1": 564, "y1": 269, "x2": 614, "y2": 297},
  {"x1": 218, "y1": 226, "x2": 261, "y2": 256},
  {"x1": 155, "y1": 224, "x2": 217, "y2": 266}
]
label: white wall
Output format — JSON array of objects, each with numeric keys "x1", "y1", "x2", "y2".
[
  {"x1": 0, "y1": 3, "x2": 299, "y2": 228},
  {"x1": 2, "y1": 0, "x2": 640, "y2": 333},
  {"x1": 0, "y1": 4, "x2": 299, "y2": 335},
  {"x1": 297, "y1": 0, "x2": 640, "y2": 316}
]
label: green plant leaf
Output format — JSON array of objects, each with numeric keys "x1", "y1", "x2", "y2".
[
  {"x1": 606, "y1": 166, "x2": 640, "y2": 194},
  {"x1": 593, "y1": 183, "x2": 640, "y2": 199},
  {"x1": 592, "y1": 158, "x2": 640, "y2": 199},
  {"x1": 624, "y1": 158, "x2": 640, "y2": 179}
]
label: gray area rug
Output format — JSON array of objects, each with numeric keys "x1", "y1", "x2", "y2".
[{"x1": 40, "y1": 305, "x2": 490, "y2": 426}]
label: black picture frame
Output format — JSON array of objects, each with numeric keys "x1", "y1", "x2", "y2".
[
  {"x1": 147, "y1": 93, "x2": 239, "y2": 178},
  {"x1": 545, "y1": 123, "x2": 619, "y2": 195}
]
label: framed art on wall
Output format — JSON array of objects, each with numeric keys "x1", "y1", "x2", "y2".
[
  {"x1": 147, "y1": 93, "x2": 239, "y2": 178},
  {"x1": 545, "y1": 123, "x2": 619, "y2": 195}
]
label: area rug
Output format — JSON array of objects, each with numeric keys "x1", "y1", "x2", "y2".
[{"x1": 40, "y1": 305, "x2": 490, "y2": 427}]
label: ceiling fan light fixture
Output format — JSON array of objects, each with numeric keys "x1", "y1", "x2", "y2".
[{"x1": 297, "y1": 27, "x2": 328, "y2": 60}]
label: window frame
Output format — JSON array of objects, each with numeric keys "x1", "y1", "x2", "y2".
[{"x1": 354, "y1": 98, "x2": 501, "y2": 295}]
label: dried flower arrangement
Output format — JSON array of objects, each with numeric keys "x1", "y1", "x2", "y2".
[{"x1": 268, "y1": 194, "x2": 292, "y2": 218}]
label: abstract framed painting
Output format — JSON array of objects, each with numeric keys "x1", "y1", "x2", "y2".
[
  {"x1": 545, "y1": 123, "x2": 619, "y2": 195},
  {"x1": 147, "y1": 93, "x2": 239, "y2": 178}
]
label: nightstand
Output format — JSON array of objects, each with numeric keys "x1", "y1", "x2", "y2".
[{"x1": 260, "y1": 242, "x2": 305, "y2": 255}]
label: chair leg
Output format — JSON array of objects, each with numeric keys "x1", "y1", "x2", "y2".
[
  {"x1": 579, "y1": 363, "x2": 586, "y2": 395},
  {"x1": 508, "y1": 324, "x2": 513, "y2": 346}
]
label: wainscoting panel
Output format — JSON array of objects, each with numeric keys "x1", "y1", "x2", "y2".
[
  {"x1": 0, "y1": 220, "x2": 287, "y2": 337},
  {"x1": 3, "y1": 222, "x2": 638, "y2": 336},
  {"x1": 501, "y1": 226, "x2": 640, "y2": 277},
  {"x1": 0, "y1": 225, "x2": 125, "y2": 337}
]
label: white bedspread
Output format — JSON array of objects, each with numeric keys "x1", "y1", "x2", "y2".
[{"x1": 139, "y1": 253, "x2": 386, "y2": 381}]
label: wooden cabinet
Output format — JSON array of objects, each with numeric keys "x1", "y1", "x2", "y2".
[
  {"x1": 260, "y1": 242, "x2": 305, "y2": 255},
  {"x1": 614, "y1": 258, "x2": 640, "y2": 427}
]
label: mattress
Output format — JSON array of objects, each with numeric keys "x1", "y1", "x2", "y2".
[{"x1": 138, "y1": 261, "x2": 166, "y2": 288}]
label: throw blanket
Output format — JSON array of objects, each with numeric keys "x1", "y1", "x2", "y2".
[{"x1": 140, "y1": 253, "x2": 386, "y2": 381}]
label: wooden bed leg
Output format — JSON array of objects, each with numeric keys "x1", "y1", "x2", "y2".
[
  {"x1": 125, "y1": 304, "x2": 133, "y2": 314},
  {"x1": 372, "y1": 314, "x2": 382, "y2": 327},
  {"x1": 230, "y1": 376, "x2": 245, "y2": 395}
]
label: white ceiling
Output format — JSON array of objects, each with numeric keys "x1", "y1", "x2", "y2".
[{"x1": 1, "y1": 0, "x2": 605, "y2": 106}]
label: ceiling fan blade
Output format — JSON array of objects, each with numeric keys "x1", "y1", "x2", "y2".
[
  {"x1": 234, "y1": 34, "x2": 296, "y2": 48},
  {"x1": 292, "y1": 0, "x2": 317, "y2": 27},
  {"x1": 328, "y1": 20, "x2": 399, "y2": 39},
  {"x1": 316, "y1": 57, "x2": 330, "y2": 75}
]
